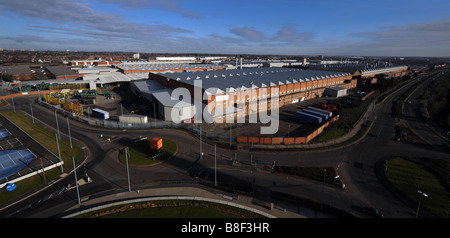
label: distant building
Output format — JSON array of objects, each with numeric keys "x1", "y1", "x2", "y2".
[
  {"x1": 0, "y1": 65, "x2": 33, "y2": 80},
  {"x1": 46, "y1": 66, "x2": 80, "y2": 80},
  {"x1": 154, "y1": 57, "x2": 197, "y2": 62},
  {"x1": 115, "y1": 62, "x2": 224, "y2": 74},
  {"x1": 69, "y1": 60, "x2": 122, "y2": 67},
  {"x1": 300, "y1": 64, "x2": 409, "y2": 79}
]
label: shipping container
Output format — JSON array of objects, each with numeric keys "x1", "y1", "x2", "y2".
[
  {"x1": 302, "y1": 109, "x2": 329, "y2": 121},
  {"x1": 92, "y1": 108, "x2": 110, "y2": 119},
  {"x1": 119, "y1": 114, "x2": 148, "y2": 124},
  {"x1": 295, "y1": 111, "x2": 322, "y2": 125},
  {"x1": 307, "y1": 106, "x2": 333, "y2": 117}
]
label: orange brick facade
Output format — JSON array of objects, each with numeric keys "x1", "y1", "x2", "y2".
[{"x1": 149, "y1": 72, "x2": 356, "y2": 123}]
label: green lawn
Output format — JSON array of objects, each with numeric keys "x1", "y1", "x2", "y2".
[
  {"x1": 385, "y1": 157, "x2": 450, "y2": 218},
  {"x1": 275, "y1": 166, "x2": 344, "y2": 187},
  {"x1": 0, "y1": 111, "x2": 80, "y2": 204},
  {"x1": 76, "y1": 200, "x2": 266, "y2": 218},
  {"x1": 120, "y1": 138, "x2": 177, "y2": 166}
]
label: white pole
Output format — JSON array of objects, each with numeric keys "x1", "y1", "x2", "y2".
[
  {"x1": 55, "y1": 111, "x2": 60, "y2": 140},
  {"x1": 229, "y1": 124, "x2": 232, "y2": 147},
  {"x1": 56, "y1": 134, "x2": 63, "y2": 171},
  {"x1": 11, "y1": 97, "x2": 15, "y2": 112},
  {"x1": 215, "y1": 144, "x2": 217, "y2": 187},
  {"x1": 30, "y1": 103, "x2": 34, "y2": 123},
  {"x1": 416, "y1": 190, "x2": 428, "y2": 218},
  {"x1": 72, "y1": 156, "x2": 81, "y2": 205},
  {"x1": 125, "y1": 147, "x2": 131, "y2": 192},
  {"x1": 153, "y1": 103, "x2": 156, "y2": 128},
  {"x1": 200, "y1": 125, "x2": 202, "y2": 159},
  {"x1": 67, "y1": 117, "x2": 72, "y2": 148}
]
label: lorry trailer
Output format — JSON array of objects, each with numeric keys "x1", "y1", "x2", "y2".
[
  {"x1": 92, "y1": 108, "x2": 110, "y2": 119},
  {"x1": 295, "y1": 111, "x2": 322, "y2": 125},
  {"x1": 302, "y1": 109, "x2": 329, "y2": 121},
  {"x1": 119, "y1": 114, "x2": 148, "y2": 124},
  {"x1": 307, "y1": 106, "x2": 333, "y2": 117}
]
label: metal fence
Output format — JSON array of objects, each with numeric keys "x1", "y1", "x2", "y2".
[{"x1": 37, "y1": 98, "x2": 236, "y2": 145}]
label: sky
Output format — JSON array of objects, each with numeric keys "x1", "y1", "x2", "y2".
[{"x1": 0, "y1": 0, "x2": 450, "y2": 57}]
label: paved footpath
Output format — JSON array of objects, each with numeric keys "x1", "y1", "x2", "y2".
[{"x1": 62, "y1": 186, "x2": 305, "y2": 218}]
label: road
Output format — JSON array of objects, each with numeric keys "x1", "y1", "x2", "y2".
[
  {"x1": 0, "y1": 70, "x2": 448, "y2": 218},
  {"x1": 403, "y1": 71, "x2": 450, "y2": 149}
]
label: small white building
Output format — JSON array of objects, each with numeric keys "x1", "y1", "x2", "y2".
[
  {"x1": 151, "y1": 91, "x2": 196, "y2": 122},
  {"x1": 325, "y1": 87, "x2": 347, "y2": 97}
]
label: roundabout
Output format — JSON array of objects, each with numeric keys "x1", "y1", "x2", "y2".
[{"x1": 119, "y1": 137, "x2": 178, "y2": 166}]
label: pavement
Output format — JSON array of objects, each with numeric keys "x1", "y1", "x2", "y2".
[{"x1": 62, "y1": 186, "x2": 306, "y2": 218}]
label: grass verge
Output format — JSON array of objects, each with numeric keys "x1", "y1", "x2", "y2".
[
  {"x1": 119, "y1": 138, "x2": 177, "y2": 166},
  {"x1": 75, "y1": 200, "x2": 267, "y2": 218},
  {"x1": 275, "y1": 166, "x2": 344, "y2": 187},
  {"x1": 314, "y1": 128, "x2": 348, "y2": 143},
  {"x1": 385, "y1": 157, "x2": 450, "y2": 218}
]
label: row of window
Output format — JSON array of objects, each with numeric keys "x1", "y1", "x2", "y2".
[{"x1": 217, "y1": 80, "x2": 346, "y2": 106}]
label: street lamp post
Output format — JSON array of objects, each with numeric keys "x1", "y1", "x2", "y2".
[
  {"x1": 214, "y1": 144, "x2": 217, "y2": 187},
  {"x1": 229, "y1": 124, "x2": 232, "y2": 147},
  {"x1": 67, "y1": 117, "x2": 72, "y2": 148},
  {"x1": 55, "y1": 111, "x2": 60, "y2": 140},
  {"x1": 11, "y1": 97, "x2": 15, "y2": 112},
  {"x1": 125, "y1": 147, "x2": 131, "y2": 192},
  {"x1": 55, "y1": 133, "x2": 63, "y2": 172},
  {"x1": 416, "y1": 190, "x2": 428, "y2": 218},
  {"x1": 199, "y1": 125, "x2": 202, "y2": 159},
  {"x1": 72, "y1": 155, "x2": 81, "y2": 205},
  {"x1": 30, "y1": 103, "x2": 34, "y2": 123}
]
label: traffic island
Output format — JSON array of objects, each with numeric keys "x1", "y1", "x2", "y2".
[
  {"x1": 378, "y1": 156, "x2": 450, "y2": 218},
  {"x1": 119, "y1": 138, "x2": 177, "y2": 166}
]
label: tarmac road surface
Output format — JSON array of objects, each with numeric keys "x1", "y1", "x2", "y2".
[{"x1": 1, "y1": 73, "x2": 448, "y2": 218}]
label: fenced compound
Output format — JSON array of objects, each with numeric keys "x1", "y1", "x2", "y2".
[
  {"x1": 36, "y1": 97, "x2": 339, "y2": 147},
  {"x1": 0, "y1": 116, "x2": 64, "y2": 187},
  {"x1": 236, "y1": 116, "x2": 339, "y2": 145}
]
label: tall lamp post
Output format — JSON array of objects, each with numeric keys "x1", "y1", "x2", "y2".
[
  {"x1": 416, "y1": 190, "x2": 428, "y2": 218},
  {"x1": 125, "y1": 147, "x2": 131, "y2": 192},
  {"x1": 55, "y1": 111, "x2": 60, "y2": 140}
]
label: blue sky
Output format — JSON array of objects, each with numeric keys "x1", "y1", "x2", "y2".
[{"x1": 0, "y1": 0, "x2": 449, "y2": 57}]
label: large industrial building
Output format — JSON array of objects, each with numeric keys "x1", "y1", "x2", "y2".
[
  {"x1": 138, "y1": 67, "x2": 356, "y2": 123},
  {"x1": 304, "y1": 63, "x2": 409, "y2": 79},
  {"x1": 114, "y1": 62, "x2": 224, "y2": 74}
]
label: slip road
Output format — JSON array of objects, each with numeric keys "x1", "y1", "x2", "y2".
[{"x1": 181, "y1": 222, "x2": 270, "y2": 235}]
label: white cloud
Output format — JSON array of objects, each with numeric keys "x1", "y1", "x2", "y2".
[
  {"x1": 230, "y1": 26, "x2": 265, "y2": 42},
  {"x1": 0, "y1": 0, "x2": 193, "y2": 51},
  {"x1": 346, "y1": 18, "x2": 450, "y2": 56},
  {"x1": 98, "y1": 0, "x2": 199, "y2": 19}
]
